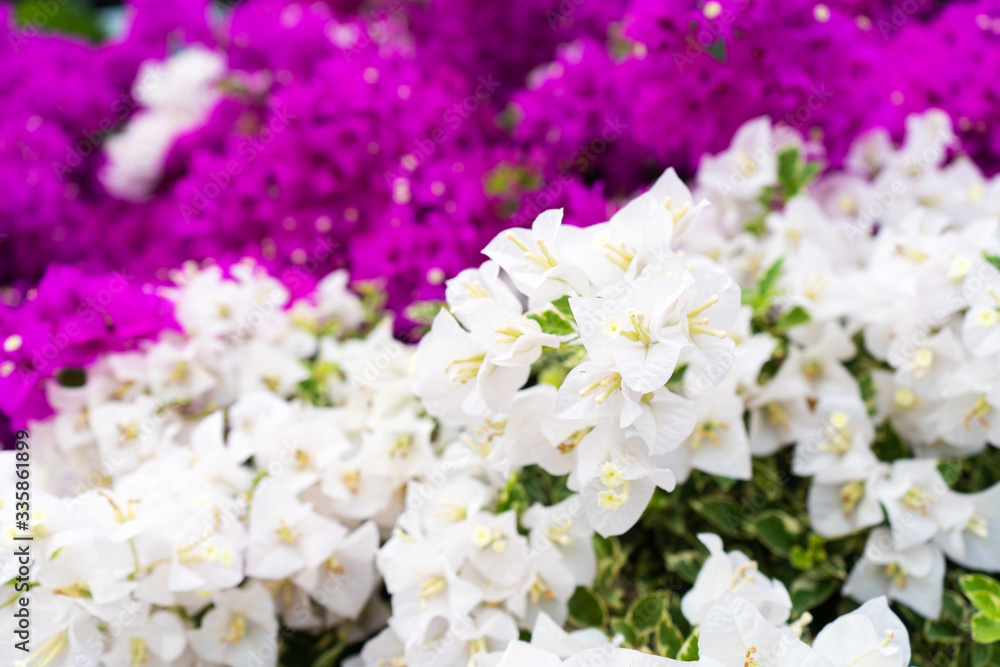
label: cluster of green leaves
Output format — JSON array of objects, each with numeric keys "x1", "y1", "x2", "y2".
[
  {"x1": 744, "y1": 147, "x2": 822, "y2": 236},
  {"x1": 15, "y1": 0, "x2": 106, "y2": 42},
  {"x1": 742, "y1": 257, "x2": 811, "y2": 334}
]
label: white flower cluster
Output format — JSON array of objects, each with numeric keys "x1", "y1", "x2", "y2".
[
  {"x1": 358, "y1": 531, "x2": 914, "y2": 667},
  {"x1": 686, "y1": 110, "x2": 1000, "y2": 619},
  {"x1": 414, "y1": 175, "x2": 745, "y2": 538},
  {"x1": 350, "y1": 476, "x2": 596, "y2": 667},
  {"x1": 482, "y1": 593, "x2": 910, "y2": 667},
  {"x1": 0, "y1": 263, "x2": 439, "y2": 666},
  {"x1": 413, "y1": 108, "x2": 1000, "y2": 624}
]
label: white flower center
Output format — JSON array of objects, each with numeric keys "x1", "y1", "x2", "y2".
[
  {"x1": 947, "y1": 255, "x2": 972, "y2": 281},
  {"x1": 3, "y1": 334, "x2": 22, "y2": 352},
  {"x1": 973, "y1": 306, "x2": 999, "y2": 328},
  {"x1": 602, "y1": 316, "x2": 624, "y2": 338},
  {"x1": 893, "y1": 388, "x2": 917, "y2": 410}
]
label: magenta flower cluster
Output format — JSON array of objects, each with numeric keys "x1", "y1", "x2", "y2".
[{"x1": 0, "y1": 266, "x2": 176, "y2": 427}]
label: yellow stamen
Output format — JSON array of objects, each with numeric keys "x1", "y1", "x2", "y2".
[
  {"x1": 963, "y1": 395, "x2": 992, "y2": 430},
  {"x1": 220, "y1": 614, "x2": 247, "y2": 643},
  {"x1": 276, "y1": 519, "x2": 298, "y2": 543},
  {"x1": 840, "y1": 480, "x2": 865, "y2": 518},
  {"x1": 130, "y1": 637, "x2": 148, "y2": 666},
  {"x1": 445, "y1": 355, "x2": 485, "y2": 383}
]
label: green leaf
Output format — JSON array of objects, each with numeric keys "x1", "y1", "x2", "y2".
[
  {"x1": 677, "y1": 628, "x2": 700, "y2": 661},
  {"x1": 972, "y1": 643, "x2": 1000, "y2": 667},
  {"x1": 527, "y1": 310, "x2": 576, "y2": 336},
  {"x1": 984, "y1": 253, "x2": 1000, "y2": 273},
  {"x1": 799, "y1": 162, "x2": 821, "y2": 189},
  {"x1": 789, "y1": 576, "x2": 838, "y2": 615},
  {"x1": 705, "y1": 37, "x2": 728, "y2": 64},
  {"x1": 552, "y1": 295, "x2": 575, "y2": 319},
  {"x1": 942, "y1": 591, "x2": 970, "y2": 625},
  {"x1": 962, "y1": 575, "x2": 1000, "y2": 617},
  {"x1": 15, "y1": 0, "x2": 105, "y2": 41},
  {"x1": 403, "y1": 300, "x2": 444, "y2": 331},
  {"x1": 777, "y1": 148, "x2": 801, "y2": 189},
  {"x1": 611, "y1": 620, "x2": 638, "y2": 648},
  {"x1": 494, "y1": 473, "x2": 529, "y2": 516},
  {"x1": 751, "y1": 510, "x2": 804, "y2": 557},
  {"x1": 789, "y1": 546, "x2": 813, "y2": 570},
  {"x1": 973, "y1": 615, "x2": 1000, "y2": 644},
  {"x1": 666, "y1": 550, "x2": 705, "y2": 584},
  {"x1": 924, "y1": 619, "x2": 965, "y2": 644},
  {"x1": 568, "y1": 587, "x2": 607, "y2": 628},
  {"x1": 656, "y1": 616, "x2": 685, "y2": 658},
  {"x1": 690, "y1": 497, "x2": 745, "y2": 537},
  {"x1": 758, "y1": 258, "x2": 785, "y2": 297},
  {"x1": 627, "y1": 593, "x2": 667, "y2": 633},
  {"x1": 775, "y1": 305, "x2": 811, "y2": 331}
]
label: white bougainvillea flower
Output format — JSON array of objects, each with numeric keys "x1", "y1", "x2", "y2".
[
  {"x1": 608, "y1": 167, "x2": 708, "y2": 250},
  {"x1": 483, "y1": 209, "x2": 590, "y2": 301},
  {"x1": 697, "y1": 593, "x2": 828, "y2": 667},
  {"x1": 961, "y1": 266, "x2": 1000, "y2": 357},
  {"x1": 245, "y1": 480, "x2": 347, "y2": 580},
  {"x1": 293, "y1": 521, "x2": 380, "y2": 620},
  {"x1": 102, "y1": 607, "x2": 187, "y2": 667},
  {"x1": 414, "y1": 308, "x2": 529, "y2": 424},
  {"x1": 577, "y1": 426, "x2": 675, "y2": 537},
  {"x1": 843, "y1": 527, "x2": 945, "y2": 619},
  {"x1": 808, "y1": 464, "x2": 888, "y2": 539},
  {"x1": 187, "y1": 583, "x2": 279, "y2": 667},
  {"x1": 747, "y1": 382, "x2": 813, "y2": 457},
  {"x1": 811, "y1": 597, "x2": 911, "y2": 667},
  {"x1": 667, "y1": 259, "x2": 742, "y2": 393},
  {"x1": 554, "y1": 360, "x2": 643, "y2": 428},
  {"x1": 658, "y1": 381, "x2": 751, "y2": 484},
  {"x1": 631, "y1": 387, "x2": 698, "y2": 457},
  {"x1": 9, "y1": 591, "x2": 103, "y2": 667},
  {"x1": 476, "y1": 640, "x2": 564, "y2": 667},
  {"x1": 525, "y1": 611, "x2": 609, "y2": 658},
  {"x1": 876, "y1": 459, "x2": 970, "y2": 551},
  {"x1": 564, "y1": 646, "x2": 701, "y2": 666},
  {"x1": 792, "y1": 395, "x2": 879, "y2": 484},
  {"x1": 569, "y1": 269, "x2": 690, "y2": 394},
  {"x1": 34, "y1": 536, "x2": 137, "y2": 608},
  {"x1": 457, "y1": 511, "x2": 532, "y2": 594},
  {"x1": 933, "y1": 357, "x2": 1000, "y2": 450},
  {"x1": 465, "y1": 308, "x2": 561, "y2": 368},
  {"x1": 344, "y1": 627, "x2": 406, "y2": 667},
  {"x1": 681, "y1": 533, "x2": 791, "y2": 626},
  {"x1": 225, "y1": 390, "x2": 295, "y2": 462},
  {"x1": 522, "y1": 496, "x2": 596, "y2": 587},
  {"x1": 446, "y1": 261, "x2": 524, "y2": 325},
  {"x1": 885, "y1": 326, "x2": 964, "y2": 393},
  {"x1": 698, "y1": 117, "x2": 779, "y2": 201},
  {"x1": 936, "y1": 480, "x2": 1000, "y2": 572}
]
